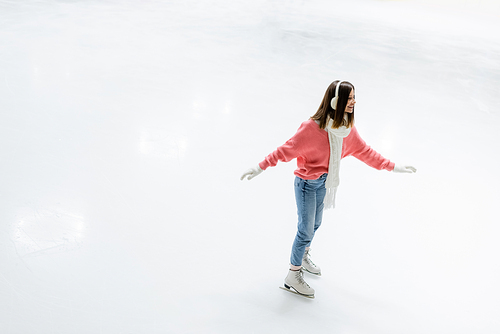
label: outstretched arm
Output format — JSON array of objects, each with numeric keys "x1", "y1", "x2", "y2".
[
  {"x1": 240, "y1": 122, "x2": 310, "y2": 181},
  {"x1": 344, "y1": 127, "x2": 416, "y2": 173},
  {"x1": 240, "y1": 138, "x2": 299, "y2": 181}
]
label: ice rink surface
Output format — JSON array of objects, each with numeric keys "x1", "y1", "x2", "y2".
[{"x1": 1, "y1": 0, "x2": 499, "y2": 333}]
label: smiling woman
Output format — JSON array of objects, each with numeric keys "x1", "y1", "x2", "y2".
[
  {"x1": 240, "y1": 79, "x2": 416, "y2": 298},
  {"x1": 311, "y1": 81, "x2": 356, "y2": 129}
]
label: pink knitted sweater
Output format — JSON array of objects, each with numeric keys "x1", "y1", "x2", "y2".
[{"x1": 259, "y1": 119, "x2": 395, "y2": 180}]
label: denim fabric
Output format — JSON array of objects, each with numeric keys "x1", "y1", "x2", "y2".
[{"x1": 290, "y1": 173, "x2": 327, "y2": 266}]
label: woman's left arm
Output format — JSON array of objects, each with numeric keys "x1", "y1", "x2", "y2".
[{"x1": 343, "y1": 127, "x2": 416, "y2": 173}]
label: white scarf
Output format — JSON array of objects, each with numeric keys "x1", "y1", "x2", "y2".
[{"x1": 324, "y1": 118, "x2": 351, "y2": 209}]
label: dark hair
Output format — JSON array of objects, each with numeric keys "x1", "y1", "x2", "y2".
[{"x1": 311, "y1": 80, "x2": 355, "y2": 129}]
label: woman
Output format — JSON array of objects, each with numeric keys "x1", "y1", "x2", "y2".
[{"x1": 240, "y1": 80, "x2": 416, "y2": 298}]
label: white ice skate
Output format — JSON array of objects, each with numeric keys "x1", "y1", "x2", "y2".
[
  {"x1": 302, "y1": 249, "x2": 321, "y2": 276},
  {"x1": 280, "y1": 268, "x2": 315, "y2": 298}
]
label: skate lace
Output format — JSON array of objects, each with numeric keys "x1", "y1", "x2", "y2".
[
  {"x1": 295, "y1": 269, "x2": 310, "y2": 288},
  {"x1": 304, "y1": 251, "x2": 317, "y2": 268}
]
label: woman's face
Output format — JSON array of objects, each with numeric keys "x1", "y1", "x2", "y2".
[{"x1": 345, "y1": 89, "x2": 355, "y2": 113}]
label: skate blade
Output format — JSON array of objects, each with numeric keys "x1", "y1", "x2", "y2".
[{"x1": 279, "y1": 286, "x2": 315, "y2": 299}]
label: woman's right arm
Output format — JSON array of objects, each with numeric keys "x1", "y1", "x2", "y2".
[
  {"x1": 258, "y1": 138, "x2": 299, "y2": 171},
  {"x1": 241, "y1": 123, "x2": 307, "y2": 181},
  {"x1": 240, "y1": 139, "x2": 299, "y2": 181}
]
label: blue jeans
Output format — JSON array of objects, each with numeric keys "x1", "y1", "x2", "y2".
[{"x1": 290, "y1": 174, "x2": 327, "y2": 266}]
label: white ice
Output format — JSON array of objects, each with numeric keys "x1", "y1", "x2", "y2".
[{"x1": 1, "y1": 0, "x2": 500, "y2": 333}]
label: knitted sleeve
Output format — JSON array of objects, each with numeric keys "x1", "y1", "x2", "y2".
[
  {"x1": 259, "y1": 138, "x2": 300, "y2": 170},
  {"x1": 343, "y1": 127, "x2": 395, "y2": 171},
  {"x1": 258, "y1": 123, "x2": 308, "y2": 170}
]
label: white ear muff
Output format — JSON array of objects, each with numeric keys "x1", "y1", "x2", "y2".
[{"x1": 330, "y1": 80, "x2": 344, "y2": 110}]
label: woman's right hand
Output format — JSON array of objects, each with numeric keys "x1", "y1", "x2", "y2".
[{"x1": 240, "y1": 165, "x2": 263, "y2": 181}]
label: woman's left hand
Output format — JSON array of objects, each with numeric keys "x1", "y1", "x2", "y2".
[{"x1": 393, "y1": 165, "x2": 417, "y2": 173}]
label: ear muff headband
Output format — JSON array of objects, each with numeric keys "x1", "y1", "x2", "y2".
[{"x1": 330, "y1": 80, "x2": 344, "y2": 110}]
